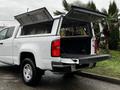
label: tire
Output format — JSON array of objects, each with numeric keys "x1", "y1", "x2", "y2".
[
  {"x1": 89, "y1": 63, "x2": 96, "y2": 68},
  {"x1": 21, "y1": 58, "x2": 44, "y2": 86}
]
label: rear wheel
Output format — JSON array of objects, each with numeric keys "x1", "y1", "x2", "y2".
[
  {"x1": 21, "y1": 58, "x2": 44, "y2": 86},
  {"x1": 89, "y1": 63, "x2": 96, "y2": 68}
]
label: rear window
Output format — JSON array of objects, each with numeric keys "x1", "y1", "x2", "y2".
[
  {"x1": 60, "y1": 18, "x2": 92, "y2": 37},
  {"x1": 21, "y1": 21, "x2": 53, "y2": 35}
]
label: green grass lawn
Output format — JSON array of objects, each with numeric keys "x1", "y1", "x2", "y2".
[{"x1": 83, "y1": 50, "x2": 120, "y2": 78}]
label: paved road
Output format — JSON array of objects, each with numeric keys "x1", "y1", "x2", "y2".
[{"x1": 0, "y1": 63, "x2": 119, "y2": 90}]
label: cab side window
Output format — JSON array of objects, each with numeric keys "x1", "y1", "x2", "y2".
[
  {"x1": 0, "y1": 27, "x2": 15, "y2": 40},
  {"x1": 0, "y1": 29, "x2": 8, "y2": 40},
  {"x1": 6, "y1": 27, "x2": 15, "y2": 39}
]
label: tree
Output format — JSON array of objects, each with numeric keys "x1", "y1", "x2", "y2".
[
  {"x1": 54, "y1": 0, "x2": 98, "y2": 15},
  {"x1": 102, "y1": 1, "x2": 119, "y2": 50},
  {"x1": 86, "y1": 1, "x2": 97, "y2": 11},
  {"x1": 54, "y1": 0, "x2": 70, "y2": 15}
]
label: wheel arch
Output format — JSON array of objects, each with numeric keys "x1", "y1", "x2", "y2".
[{"x1": 20, "y1": 52, "x2": 36, "y2": 67}]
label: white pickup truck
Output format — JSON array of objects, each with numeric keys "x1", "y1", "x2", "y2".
[{"x1": 0, "y1": 6, "x2": 110, "y2": 85}]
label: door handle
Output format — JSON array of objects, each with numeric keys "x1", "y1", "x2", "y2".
[{"x1": 0, "y1": 43, "x2": 3, "y2": 45}]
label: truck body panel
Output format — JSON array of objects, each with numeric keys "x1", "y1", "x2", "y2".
[{"x1": 13, "y1": 35, "x2": 60, "y2": 70}]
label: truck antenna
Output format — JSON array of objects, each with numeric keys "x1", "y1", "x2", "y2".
[{"x1": 27, "y1": 8, "x2": 29, "y2": 13}]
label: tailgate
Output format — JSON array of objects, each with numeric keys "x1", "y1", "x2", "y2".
[
  {"x1": 79, "y1": 54, "x2": 111, "y2": 64},
  {"x1": 61, "y1": 54, "x2": 111, "y2": 64}
]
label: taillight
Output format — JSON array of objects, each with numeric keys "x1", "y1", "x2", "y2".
[{"x1": 51, "y1": 39, "x2": 60, "y2": 57}]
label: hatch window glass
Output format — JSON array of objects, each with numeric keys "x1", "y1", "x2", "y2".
[{"x1": 21, "y1": 21, "x2": 53, "y2": 35}]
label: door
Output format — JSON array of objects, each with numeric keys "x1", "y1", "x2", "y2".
[{"x1": 0, "y1": 27, "x2": 15, "y2": 64}]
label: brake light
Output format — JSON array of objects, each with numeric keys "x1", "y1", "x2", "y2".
[{"x1": 51, "y1": 39, "x2": 60, "y2": 57}]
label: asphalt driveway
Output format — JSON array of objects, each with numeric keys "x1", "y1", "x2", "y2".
[{"x1": 0, "y1": 63, "x2": 119, "y2": 90}]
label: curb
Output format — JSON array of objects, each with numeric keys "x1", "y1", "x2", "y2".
[{"x1": 76, "y1": 71, "x2": 120, "y2": 85}]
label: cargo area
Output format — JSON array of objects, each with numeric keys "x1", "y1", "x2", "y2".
[{"x1": 61, "y1": 36, "x2": 91, "y2": 57}]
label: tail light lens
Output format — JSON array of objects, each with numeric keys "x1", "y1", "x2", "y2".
[{"x1": 51, "y1": 39, "x2": 60, "y2": 57}]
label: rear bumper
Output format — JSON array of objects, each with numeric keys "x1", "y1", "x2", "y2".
[{"x1": 52, "y1": 54, "x2": 111, "y2": 73}]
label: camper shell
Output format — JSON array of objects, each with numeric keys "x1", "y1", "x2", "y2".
[{"x1": 14, "y1": 6, "x2": 110, "y2": 71}]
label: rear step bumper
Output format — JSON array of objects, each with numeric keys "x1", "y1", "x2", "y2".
[{"x1": 52, "y1": 54, "x2": 111, "y2": 73}]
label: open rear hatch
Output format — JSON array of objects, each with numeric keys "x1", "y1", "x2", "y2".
[
  {"x1": 60, "y1": 6, "x2": 110, "y2": 63},
  {"x1": 65, "y1": 6, "x2": 106, "y2": 22}
]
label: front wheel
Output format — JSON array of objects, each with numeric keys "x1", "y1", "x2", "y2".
[{"x1": 21, "y1": 58, "x2": 44, "y2": 86}]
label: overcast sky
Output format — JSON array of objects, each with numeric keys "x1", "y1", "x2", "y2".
[{"x1": 0, "y1": 0, "x2": 119, "y2": 20}]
